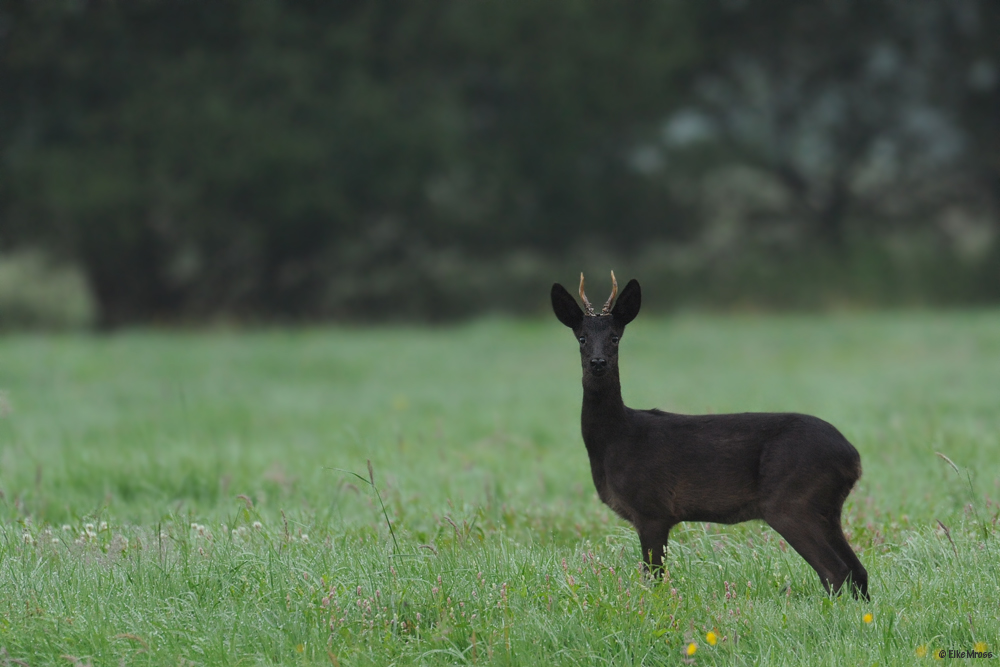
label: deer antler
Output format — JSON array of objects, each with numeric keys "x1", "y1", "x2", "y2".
[
  {"x1": 601, "y1": 271, "x2": 617, "y2": 315},
  {"x1": 579, "y1": 273, "x2": 596, "y2": 315}
]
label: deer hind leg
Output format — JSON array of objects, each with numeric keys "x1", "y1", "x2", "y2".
[
  {"x1": 815, "y1": 482, "x2": 869, "y2": 600},
  {"x1": 823, "y1": 517, "x2": 869, "y2": 600},
  {"x1": 636, "y1": 518, "x2": 673, "y2": 577},
  {"x1": 765, "y1": 509, "x2": 853, "y2": 596}
]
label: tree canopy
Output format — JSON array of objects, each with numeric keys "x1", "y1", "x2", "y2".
[{"x1": 2, "y1": 0, "x2": 998, "y2": 325}]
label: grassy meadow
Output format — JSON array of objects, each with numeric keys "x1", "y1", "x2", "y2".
[{"x1": 1, "y1": 312, "x2": 999, "y2": 665}]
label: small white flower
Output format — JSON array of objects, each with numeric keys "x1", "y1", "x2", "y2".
[
  {"x1": 301, "y1": 534, "x2": 310, "y2": 543},
  {"x1": 62, "y1": 525, "x2": 71, "y2": 532},
  {"x1": 252, "y1": 521, "x2": 263, "y2": 530},
  {"x1": 99, "y1": 521, "x2": 108, "y2": 531}
]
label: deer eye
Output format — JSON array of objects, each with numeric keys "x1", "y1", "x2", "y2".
[
  {"x1": 578, "y1": 336, "x2": 586, "y2": 345},
  {"x1": 611, "y1": 335, "x2": 620, "y2": 344}
]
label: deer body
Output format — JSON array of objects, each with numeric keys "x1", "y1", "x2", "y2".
[{"x1": 552, "y1": 274, "x2": 869, "y2": 599}]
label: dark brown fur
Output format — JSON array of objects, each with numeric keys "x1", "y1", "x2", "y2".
[{"x1": 551, "y1": 278, "x2": 869, "y2": 599}]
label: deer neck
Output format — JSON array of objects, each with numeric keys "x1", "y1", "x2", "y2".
[{"x1": 580, "y1": 371, "x2": 627, "y2": 458}]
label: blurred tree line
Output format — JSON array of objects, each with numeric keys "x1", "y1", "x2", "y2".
[{"x1": 1, "y1": 0, "x2": 998, "y2": 327}]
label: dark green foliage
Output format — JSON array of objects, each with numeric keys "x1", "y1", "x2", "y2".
[
  {"x1": 0, "y1": 0, "x2": 700, "y2": 324},
  {"x1": 1, "y1": 1, "x2": 998, "y2": 325}
]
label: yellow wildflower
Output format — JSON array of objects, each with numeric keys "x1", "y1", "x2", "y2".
[
  {"x1": 915, "y1": 645, "x2": 927, "y2": 657},
  {"x1": 863, "y1": 612, "x2": 873, "y2": 624},
  {"x1": 975, "y1": 642, "x2": 988, "y2": 653},
  {"x1": 706, "y1": 631, "x2": 718, "y2": 646},
  {"x1": 686, "y1": 642, "x2": 697, "y2": 656}
]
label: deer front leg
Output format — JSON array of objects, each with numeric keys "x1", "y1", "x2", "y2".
[{"x1": 636, "y1": 519, "x2": 673, "y2": 576}]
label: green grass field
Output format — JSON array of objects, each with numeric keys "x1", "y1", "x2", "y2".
[{"x1": 1, "y1": 312, "x2": 998, "y2": 665}]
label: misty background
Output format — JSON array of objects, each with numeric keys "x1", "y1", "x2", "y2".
[{"x1": 1, "y1": 0, "x2": 998, "y2": 329}]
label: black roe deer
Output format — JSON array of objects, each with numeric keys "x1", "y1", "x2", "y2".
[{"x1": 551, "y1": 273, "x2": 869, "y2": 599}]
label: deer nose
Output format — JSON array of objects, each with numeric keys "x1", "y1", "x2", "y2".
[{"x1": 590, "y1": 358, "x2": 607, "y2": 371}]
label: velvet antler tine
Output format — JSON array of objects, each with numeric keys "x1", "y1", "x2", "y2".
[
  {"x1": 579, "y1": 273, "x2": 595, "y2": 316},
  {"x1": 601, "y1": 270, "x2": 618, "y2": 314}
]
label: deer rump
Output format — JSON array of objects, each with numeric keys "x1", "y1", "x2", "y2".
[{"x1": 552, "y1": 273, "x2": 869, "y2": 599}]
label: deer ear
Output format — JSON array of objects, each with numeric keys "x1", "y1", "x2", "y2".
[
  {"x1": 611, "y1": 279, "x2": 641, "y2": 326},
  {"x1": 551, "y1": 283, "x2": 583, "y2": 329}
]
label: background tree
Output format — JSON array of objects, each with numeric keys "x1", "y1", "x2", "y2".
[{"x1": 1, "y1": 0, "x2": 998, "y2": 326}]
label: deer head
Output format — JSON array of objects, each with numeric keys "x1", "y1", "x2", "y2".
[{"x1": 551, "y1": 272, "x2": 641, "y2": 380}]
